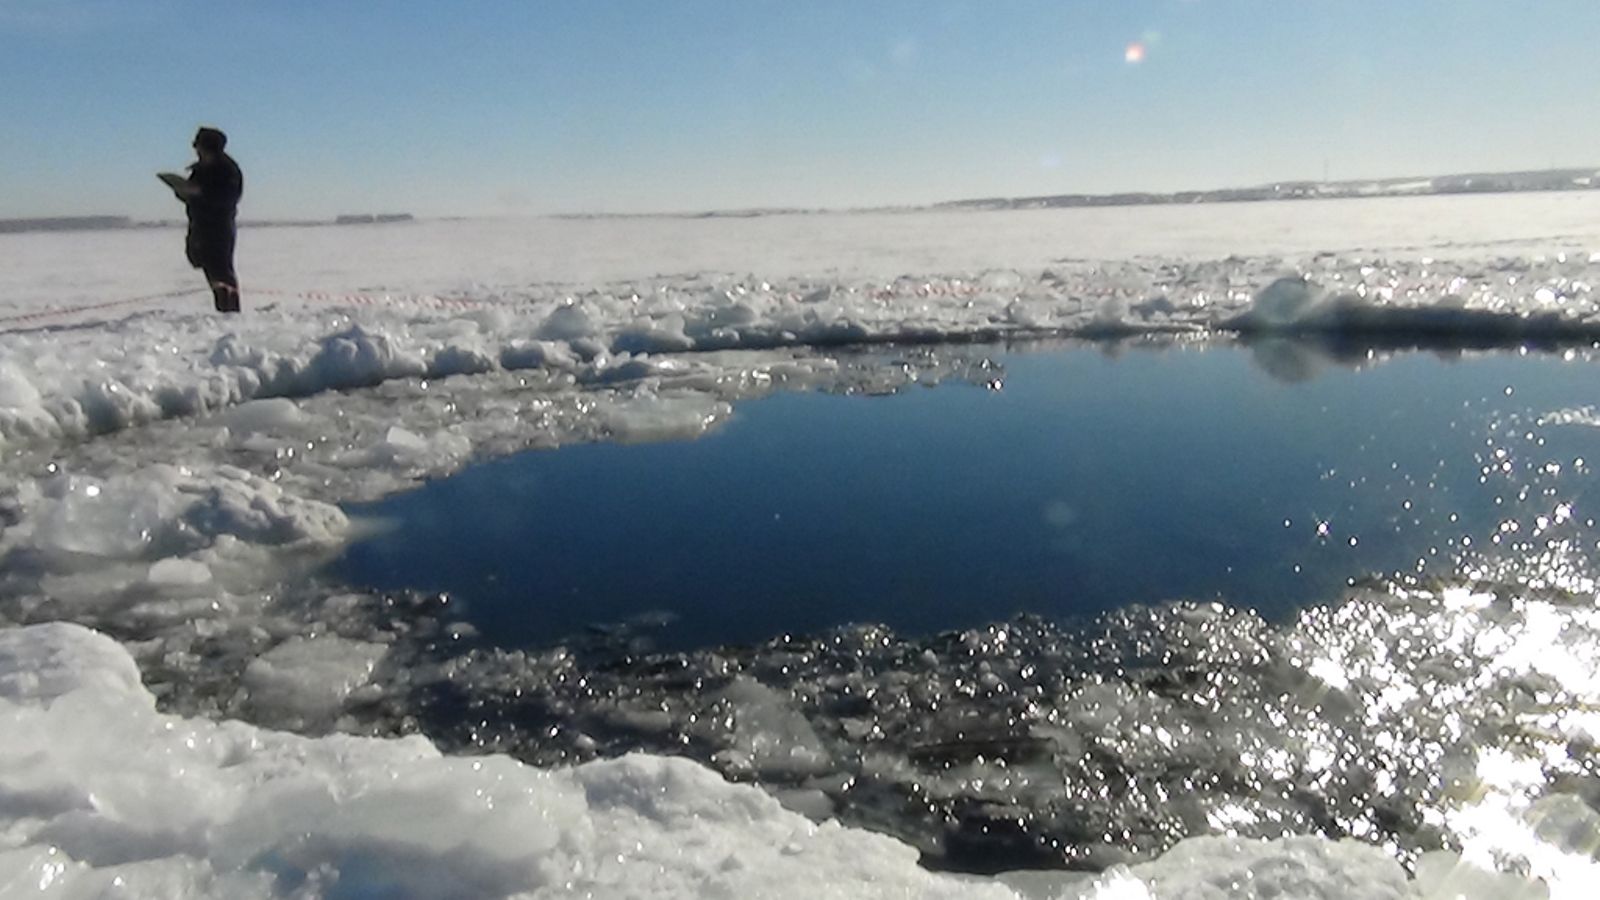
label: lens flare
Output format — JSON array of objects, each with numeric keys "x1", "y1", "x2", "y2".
[{"x1": 1124, "y1": 41, "x2": 1146, "y2": 64}]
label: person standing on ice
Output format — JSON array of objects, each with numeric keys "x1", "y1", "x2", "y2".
[{"x1": 158, "y1": 127, "x2": 243, "y2": 313}]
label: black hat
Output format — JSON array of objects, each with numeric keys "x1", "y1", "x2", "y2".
[{"x1": 194, "y1": 127, "x2": 227, "y2": 152}]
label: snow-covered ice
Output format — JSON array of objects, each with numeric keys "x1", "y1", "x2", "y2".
[
  {"x1": 5, "y1": 194, "x2": 1600, "y2": 896},
  {"x1": 5, "y1": 195, "x2": 1600, "y2": 451}
]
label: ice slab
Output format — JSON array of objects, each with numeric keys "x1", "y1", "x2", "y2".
[{"x1": 241, "y1": 634, "x2": 388, "y2": 731}]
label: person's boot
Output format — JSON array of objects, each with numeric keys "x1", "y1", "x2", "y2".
[{"x1": 212, "y1": 283, "x2": 241, "y2": 313}]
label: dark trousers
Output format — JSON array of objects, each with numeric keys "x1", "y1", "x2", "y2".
[
  {"x1": 201, "y1": 260, "x2": 240, "y2": 312},
  {"x1": 188, "y1": 230, "x2": 239, "y2": 313}
]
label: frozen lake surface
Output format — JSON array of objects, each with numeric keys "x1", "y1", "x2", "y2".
[
  {"x1": 5, "y1": 195, "x2": 1600, "y2": 897},
  {"x1": 336, "y1": 341, "x2": 1600, "y2": 651}
]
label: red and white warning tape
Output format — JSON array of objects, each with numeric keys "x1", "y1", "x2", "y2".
[
  {"x1": 252, "y1": 287, "x2": 484, "y2": 311},
  {"x1": 0, "y1": 284, "x2": 486, "y2": 333},
  {"x1": 0, "y1": 287, "x2": 204, "y2": 331}
]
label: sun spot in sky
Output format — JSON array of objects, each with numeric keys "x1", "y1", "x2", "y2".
[{"x1": 1125, "y1": 30, "x2": 1163, "y2": 65}]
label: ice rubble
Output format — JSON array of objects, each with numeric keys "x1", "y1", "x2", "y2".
[
  {"x1": 2, "y1": 246, "x2": 1597, "y2": 449},
  {"x1": 0, "y1": 622, "x2": 1546, "y2": 899},
  {"x1": 0, "y1": 463, "x2": 346, "y2": 631},
  {"x1": 350, "y1": 578, "x2": 1600, "y2": 891},
  {"x1": 4, "y1": 206, "x2": 1600, "y2": 896},
  {"x1": 0, "y1": 624, "x2": 1011, "y2": 899}
]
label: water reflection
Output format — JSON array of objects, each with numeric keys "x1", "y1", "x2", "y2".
[{"x1": 1242, "y1": 333, "x2": 1599, "y2": 386}]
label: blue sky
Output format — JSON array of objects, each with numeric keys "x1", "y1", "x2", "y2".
[{"x1": 3, "y1": 0, "x2": 1597, "y2": 218}]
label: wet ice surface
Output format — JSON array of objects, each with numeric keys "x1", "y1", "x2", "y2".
[
  {"x1": 6, "y1": 199, "x2": 1600, "y2": 895},
  {"x1": 334, "y1": 344, "x2": 1600, "y2": 651},
  {"x1": 375, "y1": 583, "x2": 1600, "y2": 881}
]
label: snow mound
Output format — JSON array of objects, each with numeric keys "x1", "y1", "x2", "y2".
[
  {"x1": 1104, "y1": 835, "x2": 1412, "y2": 899},
  {"x1": 1224, "y1": 275, "x2": 1600, "y2": 341},
  {"x1": 0, "y1": 621, "x2": 144, "y2": 707}
]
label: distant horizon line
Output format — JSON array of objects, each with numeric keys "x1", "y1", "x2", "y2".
[{"x1": 4, "y1": 164, "x2": 1597, "y2": 230}]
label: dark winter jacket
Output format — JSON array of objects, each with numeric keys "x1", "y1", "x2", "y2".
[{"x1": 184, "y1": 153, "x2": 243, "y2": 268}]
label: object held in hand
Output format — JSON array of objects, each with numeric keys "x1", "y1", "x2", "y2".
[{"x1": 157, "y1": 172, "x2": 195, "y2": 200}]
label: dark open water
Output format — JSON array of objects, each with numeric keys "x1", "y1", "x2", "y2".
[{"x1": 333, "y1": 342, "x2": 1600, "y2": 650}]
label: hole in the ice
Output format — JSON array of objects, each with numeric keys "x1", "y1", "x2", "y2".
[{"x1": 331, "y1": 342, "x2": 1600, "y2": 651}]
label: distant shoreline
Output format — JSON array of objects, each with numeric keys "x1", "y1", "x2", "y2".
[
  {"x1": 6, "y1": 167, "x2": 1598, "y2": 233},
  {"x1": 0, "y1": 213, "x2": 415, "y2": 236},
  {"x1": 559, "y1": 166, "x2": 1600, "y2": 219},
  {"x1": 932, "y1": 167, "x2": 1599, "y2": 213}
]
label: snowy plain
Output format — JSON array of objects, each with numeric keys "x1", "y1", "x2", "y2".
[{"x1": 4, "y1": 192, "x2": 1600, "y2": 897}]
